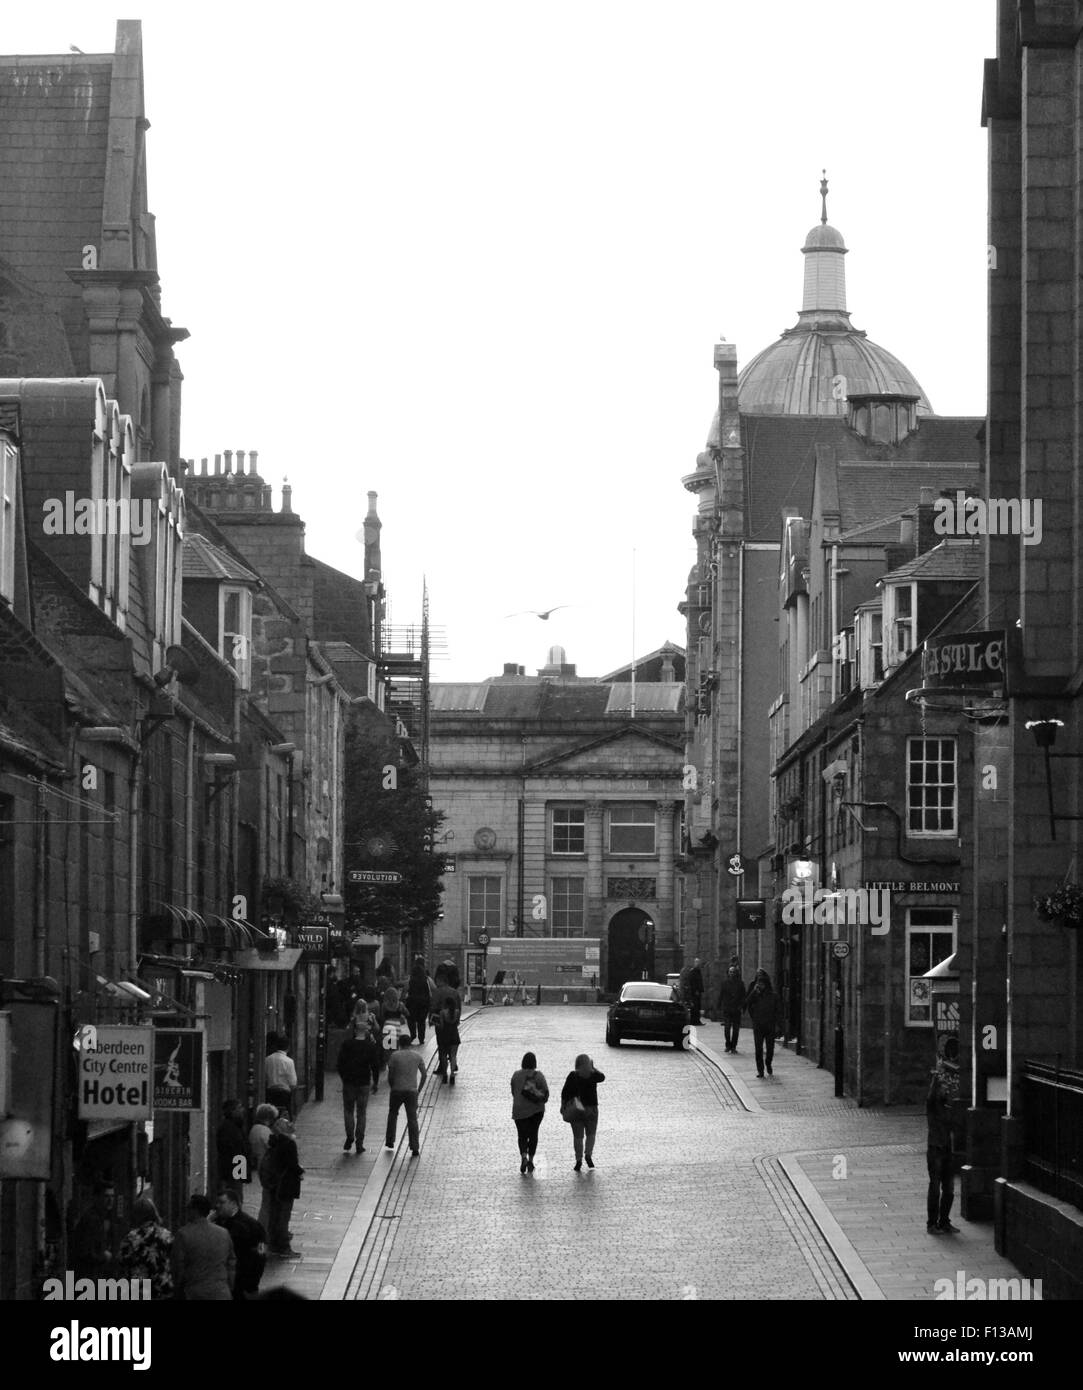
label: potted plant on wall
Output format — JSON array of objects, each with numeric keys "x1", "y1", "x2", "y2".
[
  {"x1": 262, "y1": 876, "x2": 319, "y2": 925},
  {"x1": 1033, "y1": 879, "x2": 1083, "y2": 928}
]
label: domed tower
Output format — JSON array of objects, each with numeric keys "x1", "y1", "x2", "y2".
[{"x1": 731, "y1": 173, "x2": 932, "y2": 418}]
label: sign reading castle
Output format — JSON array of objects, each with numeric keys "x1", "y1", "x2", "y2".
[{"x1": 919, "y1": 630, "x2": 1006, "y2": 691}]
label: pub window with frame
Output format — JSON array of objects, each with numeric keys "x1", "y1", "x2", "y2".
[
  {"x1": 905, "y1": 909, "x2": 956, "y2": 1027},
  {"x1": 607, "y1": 803, "x2": 656, "y2": 855},
  {"x1": 907, "y1": 737, "x2": 957, "y2": 835},
  {"x1": 550, "y1": 805, "x2": 586, "y2": 855},
  {"x1": 467, "y1": 875, "x2": 502, "y2": 931},
  {"x1": 550, "y1": 876, "x2": 585, "y2": 937}
]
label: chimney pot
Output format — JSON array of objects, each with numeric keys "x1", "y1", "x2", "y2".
[
  {"x1": 214, "y1": 453, "x2": 222, "y2": 476},
  {"x1": 237, "y1": 450, "x2": 246, "y2": 473},
  {"x1": 224, "y1": 449, "x2": 234, "y2": 474},
  {"x1": 249, "y1": 449, "x2": 259, "y2": 475}
]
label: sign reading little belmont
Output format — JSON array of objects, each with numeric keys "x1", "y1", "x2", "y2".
[{"x1": 863, "y1": 880, "x2": 960, "y2": 893}]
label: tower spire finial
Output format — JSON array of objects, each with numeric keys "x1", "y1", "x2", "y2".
[{"x1": 820, "y1": 169, "x2": 828, "y2": 225}]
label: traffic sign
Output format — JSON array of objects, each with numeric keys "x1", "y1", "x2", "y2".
[
  {"x1": 832, "y1": 941, "x2": 851, "y2": 959},
  {"x1": 476, "y1": 932, "x2": 491, "y2": 948},
  {"x1": 347, "y1": 870, "x2": 403, "y2": 885}
]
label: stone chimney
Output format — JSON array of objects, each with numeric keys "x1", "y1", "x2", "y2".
[
  {"x1": 364, "y1": 491, "x2": 382, "y2": 586},
  {"x1": 915, "y1": 485, "x2": 939, "y2": 556}
]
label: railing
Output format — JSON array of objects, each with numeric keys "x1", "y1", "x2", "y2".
[{"x1": 1022, "y1": 1060, "x2": 1083, "y2": 1212}]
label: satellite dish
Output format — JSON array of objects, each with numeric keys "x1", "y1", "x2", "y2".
[{"x1": 164, "y1": 645, "x2": 200, "y2": 687}]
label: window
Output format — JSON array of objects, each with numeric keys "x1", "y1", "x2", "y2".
[
  {"x1": 0, "y1": 438, "x2": 16, "y2": 602},
  {"x1": 883, "y1": 582, "x2": 916, "y2": 671},
  {"x1": 906, "y1": 908, "x2": 956, "y2": 1026},
  {"x1": 608, "y1": 803, "x2": 655, "y2": 855},
  {"x1": 907, "y1": 738, "x2": 957, "y2": 835},
  {"x1": 550, "y1": 806, "x2": 585, "y2": 855},
  {"x1": 467, "y1": 875, "x2": 502, "y2": 932},
  {"x1": 551, "y1": 877, "x2": 585, "y2": 936},
  {"x1": 856, "y1": 608, "x2": 883, "y2": 688},
  {"x1": 220, "y1": 585, "x2": 253, "y2": 689},
  {"x1": 89, "y1": 404, "x2": 132, "y2": 631}
]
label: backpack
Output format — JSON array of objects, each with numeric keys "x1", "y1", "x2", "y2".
[{"x1": 521, "y1": 1072, "x2": 548, "y2": 1105}]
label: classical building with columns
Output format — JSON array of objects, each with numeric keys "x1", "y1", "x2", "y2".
[{"x1": 428, "y1": 646, "x2": 685, "y2": 994}]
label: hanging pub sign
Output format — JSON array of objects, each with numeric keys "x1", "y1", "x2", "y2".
[
  {"x1": 736, "y1": 899, "x2": 767, "y2": 930},
  {"x1": 919, "y1": 630, "x2": 1007, "y2": 691},
  {"x1": 296, "y1": 923, "x2": 330, "y2": 963},
  {"x1": 77, "y1": 1025, "x2": 153, "y2": 1121},
  {"x1": 152, "y1": 1029, "x2": 204, "y2": 1112}
]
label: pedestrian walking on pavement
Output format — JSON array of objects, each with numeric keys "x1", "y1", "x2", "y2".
[
  {"x1": 116, "y1": 1197, "x2": 174, "y2": 1300},
  {"x1": 170, "y1": 1193, "x2": 235, "y2": 1300},
  {"x1": 248, "y1": 1104, "x2": 279, "y2": 1237},
  {"x1": 511, "y1": 1051, "x2": 550, "y2": 1174},
  {"x1": 405, "y1": 956, "x2": 433, "y2": 1043},
  {"x1": 560, "y1": 1054, "x2": 605, "y2": 1171},
  {"x1": 717, "y1": 965, "x2": 745, "y2": 1053},
  {"x1": 430, "y1": 979, "x2": 461, "y2": 1083},
  {"x1": 926, "y1": 1036, "x2": 963, "y2": 1235},
  {"x1": 384, "y1": 1034, "x2": 428, "y2": 1156},
  {"x1": 745, "y1": 969, "x2": 780, "y2": 1077},
  {"x1": 686, "y1": 957, "x2": 704, "y2": 1025},
  {"x1": 434, "y1": 955, "x2": 461, "y2": 989},
  {"x1": 214, "y1": 1188, "x2": 267, "y2": 1300},
  {"x1": 336, "y1": 1018, "x2": 381, "y2": 1152},
  {"x1": 264, "y1": 1034, "x2": 298, "y2": 1117},
  {"x1": 261, "y1": 1118, "x2": 304, "y2": 1258}
]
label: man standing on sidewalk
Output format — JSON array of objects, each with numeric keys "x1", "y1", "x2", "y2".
[
  {"x1": 384, "y1": 1034, "x2": 427, "y2": 1157},
  {"x1": 686, "y1": 957, "x2": 704, "y2": 1025},
  {"x1": 926, "y1": 1036, "x2": 963, "y2": 1235},
  {"x1": 265, "y1": 1034, "x2": 298, "y2": 1117}
]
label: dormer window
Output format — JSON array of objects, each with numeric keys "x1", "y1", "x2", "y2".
[
  {"x1": 855, "y1": 607, "x2": 883, "y2": 688},
  {"x1": 220, "y1": 585, "x2": 253, "y2": 689},
  {"x1": 89, "y1": 402, "x2": 133, "y2": 631},
  {"x1": 0, "y1": 437, "x2": 16, "y2": 602},
  {"x1": 882, "y1": 581, "x2": 917, "y2": 672},
  {"x1": 848, "y1": 395, "x2": 918, "y2": 446},
  {"x1": 132, "y1": 462, "x2": 185, "y2": 671}
]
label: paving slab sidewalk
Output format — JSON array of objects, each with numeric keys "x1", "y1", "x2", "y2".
[{"x1": 692, "y1": 1020, "x2": 1030, "y2": 1300}]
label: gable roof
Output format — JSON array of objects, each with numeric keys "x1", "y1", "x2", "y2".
[
  {"x1": 740, "y1": 414, "x2": 982, "y2": 543},
  {"x1": 525, "y1": 723, "x2": 684, "y2": 774},
  {"x1": 835, "y1": 462, "x2": 981, "y2": 538}
]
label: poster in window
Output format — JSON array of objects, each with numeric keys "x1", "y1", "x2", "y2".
[{"x1": 909, "y1": 977, "x2": 931, "y2": 1022}]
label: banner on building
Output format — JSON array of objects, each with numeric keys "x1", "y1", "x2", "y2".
[
  {"x1": 152, "y1": 1029, "x2": 204, "y2": 1111},
  {"x1": 77, "y1": 1025, "x2": 152, "y2": 1121}
]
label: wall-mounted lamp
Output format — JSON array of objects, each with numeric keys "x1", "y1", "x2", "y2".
[
  {"x1": 1025, "y1": 717, "x2": 1064, "y2": 749},
  {"x1": 1026, "y1": 716, "x2": 1077, "y2": 840}
]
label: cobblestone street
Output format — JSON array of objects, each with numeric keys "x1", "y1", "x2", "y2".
[{"x1": 262, "y1": 1006, "x2": 1026, "y2": 1302}]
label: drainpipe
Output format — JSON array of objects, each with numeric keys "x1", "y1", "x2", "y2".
[
  {"x1": 185, "y1": 719, "x2": 195, "y2": 907},
  {"x1": 33, "y1": 780, "x2": 47, "y2": 976},
  {"x1": 830, "y1": 542, "x2": 840, "y2": 705},
  {"x1": 735, "y1": 542, "x2": 744, "y2": 966}
]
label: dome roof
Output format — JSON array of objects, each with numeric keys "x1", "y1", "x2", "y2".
[
  {"x1": 717, "y1": 182, "x2": 932, "y2": 420},
  {"x1": 803, "y1": 222, "x2": 846, "y2": 249},
  {"x1": 735, "y1": 331, "x2": 931, "y2": 417}
]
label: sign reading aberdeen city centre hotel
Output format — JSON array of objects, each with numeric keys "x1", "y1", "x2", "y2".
[{"x1": 76, "y1": 1025, "x2": 153, "y2": 1121}]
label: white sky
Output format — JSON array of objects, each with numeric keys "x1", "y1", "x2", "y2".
[{"x1": 10, "y1": 2, "x2": 997, "y2": 682}]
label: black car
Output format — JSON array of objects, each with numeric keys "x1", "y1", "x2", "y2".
[{"x1": 606, "y1": 981, "x2": 690, "y2": 1049}]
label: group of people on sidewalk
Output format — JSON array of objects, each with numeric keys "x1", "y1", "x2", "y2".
[
  {"x1": 686, "y1": 960, "x2": 781, "y2": 1078},
  {"x1": 334, "y1": 954, "x2": 464, "y2": 1159}
]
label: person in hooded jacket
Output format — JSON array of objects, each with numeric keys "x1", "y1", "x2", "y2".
[
  {"x1": 717, "y1": 965, "x2": 746, "y2": 1053},
  {"x1": 405, "y1": 957, "x2": 433, "y2": 1043},
  {"x1": 926, "y1": 1036, "x2": 963, "y2": 1234},
  {"x1": 745, "y1": 969, "x2": 780, "y2": 1077}
]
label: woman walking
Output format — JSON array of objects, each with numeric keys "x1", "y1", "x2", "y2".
[
  {"x1": 717, "y1": 964, "x2": 745, "y2": 1053},
  {"x1": 510, "y1": 1051, "x2": 549, "y2": 1173},
  {"x1": 560, "y1": 1053, "x2": 605, "y2": 1171},
  {"x1": 745, "y1": 969, "x2": 780, "y2": 1077},
  {"x1": 430, "y1": 979, "x2": 461, "y2": 1083},
  {"x1": 405, "y1": 956, "x2": 433, "y2": 1044}
]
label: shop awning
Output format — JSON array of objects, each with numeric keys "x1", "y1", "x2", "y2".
[
  {"x1": 141, "y1": 906, "x2": 273, "y2": 951},
  {"x1": 230, "y1": 947, "x2": 304, "y2": 972}
]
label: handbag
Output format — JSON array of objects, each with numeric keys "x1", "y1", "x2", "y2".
[{"x1": 561, "y1": 1096, "x2": 585, "y2": 1124}]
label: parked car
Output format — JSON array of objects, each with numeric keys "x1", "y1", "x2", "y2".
[{"x1": 606, "y1": 981, "x2": 690, "y2": 1049}]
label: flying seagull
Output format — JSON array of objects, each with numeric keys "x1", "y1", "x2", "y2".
[{"x1": 503, "y1": 605, "x2": 572, "y2": 620}]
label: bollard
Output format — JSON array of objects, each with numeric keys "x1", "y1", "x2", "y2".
[{"x1": 536, "y1": 983, "x2": 542, "y2": 1006}]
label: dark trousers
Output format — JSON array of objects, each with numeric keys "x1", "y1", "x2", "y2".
[
  {"x1": 927, "y1": 1144, "x2": 955, "y2": 1226},
  {"x1": 514, "y1": 1113, "x2": 543, "y2": 1158},
  {"x1": 342, "y1": 1083, "x2": 370, "y2": 1144},
  {"x1": 386, "y1": 1090, "x2": 420, "y2": 1152},
  {"x1": 268, "y1": 1194, "x2": 294, "y2": 1252},
  {"x1": 407, "y1": 1000, "x2": 428, "y2": 1043},
  {"x1": 723, "y1": 1019, "x2": 741, "y2": 1051},
  {"x1": 753, "y1": 1027, "x2": 774, "y2": 1074},
  {"x1": 266, "y1": 1086, "x2": 292, "y2": 1118},
  {"x1": 689, "y1": 993, "x2": 702, "y2": 1025},
  {"x1": 569, "y1": 1107, "x2": 599, "y2": 1162}
]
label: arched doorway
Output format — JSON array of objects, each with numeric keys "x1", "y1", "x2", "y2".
[{"x1": 607, "y1": 907, "x2": 654, "y2": 993}]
